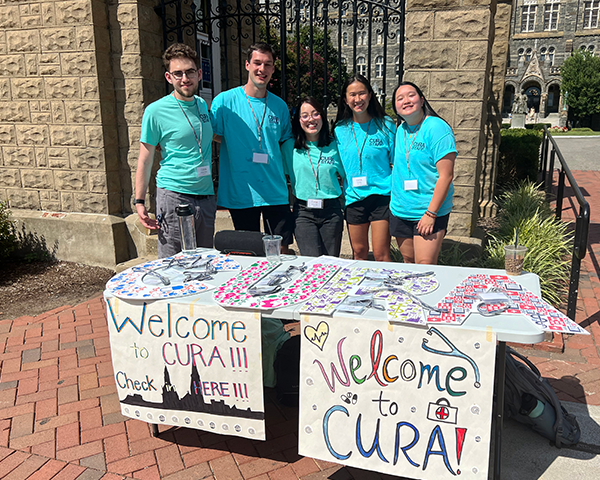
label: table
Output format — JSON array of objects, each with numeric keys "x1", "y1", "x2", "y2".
[{"x1": 104, "y1": 252, "x2": 545, "y2": 479}]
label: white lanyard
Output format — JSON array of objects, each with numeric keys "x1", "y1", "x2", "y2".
[
  {"x1": 350, "y1": 120, "x2": 371, "y2": 174},
  {"x1": 403, "y1": 115, "x2": 426, "y2": 172},
  {"x1": 243, "y1": 87, "x2": 268, "y2": 150},
  {"x1": 173, "y1": 94, "x2": 203, "y2": 158},
  {"x1": 306, "y1": 146, "x2": 324, "y2": 196}
]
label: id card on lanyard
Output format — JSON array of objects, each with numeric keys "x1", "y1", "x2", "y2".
[
  {"x1": 244, "y1": 87, "x2": 270, "y2": 164},
  {"x1": 174, "y1": 95, "x2": 209, "y2": 177},
  {"x1": 351, "y1": 120, "x2": 371, "y2": 188}
]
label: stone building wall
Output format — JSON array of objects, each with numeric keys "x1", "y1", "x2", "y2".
[
  {"x1": 404, "y1": 0, "x2": 508, "y2": 236},
  {"x1": 0, "y1": 0, "x2": 120, "y2": 215}
]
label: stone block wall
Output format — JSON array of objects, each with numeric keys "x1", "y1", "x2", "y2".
[
  {"x1": 404, "y1": 0, "x2": 508, "y2": 236},
  {"x1": 107, "y1": 0, "x2": 164, "y2": 214},
  {"x1": 0, "y1": 0, "x2": 122, "y2": 215}
]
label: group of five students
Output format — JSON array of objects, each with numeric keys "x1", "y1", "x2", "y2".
[{"x1": 136, "y1": 42, "x2": 457, "y2": 266}]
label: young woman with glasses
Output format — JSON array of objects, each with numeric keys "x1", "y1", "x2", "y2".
[{"x1": 282, "y1": 97, "x2": 346, "y2": 257}]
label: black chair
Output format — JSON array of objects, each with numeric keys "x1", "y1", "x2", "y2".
[{"x1": 214, "y1": 230, "x2": 266, "y2": 256}]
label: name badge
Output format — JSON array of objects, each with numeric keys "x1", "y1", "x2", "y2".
[
  {"x1": 404, "y1": 179, "x2": 418, "y2": 191},
  {"x1": 197, "y1": 165, "x2": 211, "y2": 177},
  {"x1": 352, "y1": 176, "x2": 368, "y2": 187},
  {"x1": 307, "y1": 199, "x2": 323, "y2": 209},
  {"x1": 253, "y1": 152, "x2": 269, "y2": 164}
]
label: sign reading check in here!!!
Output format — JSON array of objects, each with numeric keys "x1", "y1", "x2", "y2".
[
  {"x1": 104, "y1": 296, "x2": 266, "y2": 440},
  {"x1": 299, "y1": 316, "x2": 496, "y2": 479}
]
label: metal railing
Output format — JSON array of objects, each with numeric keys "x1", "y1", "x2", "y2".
[{"x1": 539, "y1": 126, "x2": 590, "y2": 320}]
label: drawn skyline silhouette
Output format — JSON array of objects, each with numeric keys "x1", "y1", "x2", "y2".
[{"x1": 121, "y1": 364, "x2": 264, "y2": 420}]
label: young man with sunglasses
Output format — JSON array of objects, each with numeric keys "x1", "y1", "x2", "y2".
[
  {"x1": 134, "y1": 43, "x2": 215, "y2": 258},
  {"x1": 210, "y1": 43, "x2": 294, "y2": 251}
]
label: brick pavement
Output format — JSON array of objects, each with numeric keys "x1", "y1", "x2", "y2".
[{"x1": 1, "y1": 170, "x2": 599, "y2": 479}]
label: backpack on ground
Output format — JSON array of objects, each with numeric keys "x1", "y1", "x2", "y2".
[{"x1": 504, "y1": 346, "x2": 581, "y2": 448}]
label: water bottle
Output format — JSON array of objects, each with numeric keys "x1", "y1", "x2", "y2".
[
  {"x1": 176, "y1": 204, "x2": 196, "y2": 253},
  {"x1": 520, "y1": 393, "x2": 557, "y2": 441}
]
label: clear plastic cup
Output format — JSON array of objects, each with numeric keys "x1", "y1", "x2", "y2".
[
  {"x1": 262, "y1": 235, "x2": 282, "y2": 263},
  {"x1": 504, "y1": 245, "x2": 527, "y2": 275}
]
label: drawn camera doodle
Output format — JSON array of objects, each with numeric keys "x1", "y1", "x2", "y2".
[
  {"x1": 427, "y1": 398, "x2": 458, "y2": 425},
  {"x1": 341, "y1": 392, "x2": 358, "y2": 405}
]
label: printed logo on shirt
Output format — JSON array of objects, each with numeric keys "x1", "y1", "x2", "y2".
[
  {"x1": 369, "y1": 138, "x2": 384, "y2": 146},
  {"x1": 268, "y1": 114, "x2": 280, "y2": 124},
  {"x1": 200, "y1": 113, "x2": 210, "y2": 123},
  {"x1": 321, "y1": 156, "x2": 335, "y2": 165},
  {"x1": 413, "y1": 141, "x2": 426, "y2": 151}
]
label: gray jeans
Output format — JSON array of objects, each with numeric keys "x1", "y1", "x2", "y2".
[
  {"x1": 293, "y1": 199, "x2": 344, "y2": 257},
  {"x1": 156, "y1": 188, "x2": 217, "y2": 258}
]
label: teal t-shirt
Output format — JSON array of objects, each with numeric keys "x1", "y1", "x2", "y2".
[
  {"x1": 140, "y1": 94, "x2": 214, "y2": 195},
  {"x1": 281, "y1": 139, "x2": 345, "y2": 201},
  {"x1": 334, "y1": 117, "x2": 396, "y2": 206},
  {"x1": 390, "y1": 115, "x2": 457, "y2": 221},
  {"x1": 210, "y1": 87, "x2": 293, "y2": 208}
]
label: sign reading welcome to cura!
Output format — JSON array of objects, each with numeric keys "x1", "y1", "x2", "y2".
[
  {"x1": 104, "y1": 295, "x2": 266, "y2": 440},
  {"x1": 299, "y1": 316, "x2": 496, "y2": 479}
]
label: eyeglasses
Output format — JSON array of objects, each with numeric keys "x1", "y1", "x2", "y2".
[
  {"x1": 300, "y1": 112, "x2": 321, "y2": 121},
  {"x1": 169, "y1": 69, "x2": 198, "y2": 80}
]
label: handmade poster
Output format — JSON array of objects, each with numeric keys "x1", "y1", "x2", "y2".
[
  {"x1": 214, "y1": 261, "x2": 339, "y2": 310},
  {"x1": 300, "y1": 267, "x2": 438, "y2": 322},
  {"x1": 427, "y1": 274, "x2": 589, "y2": 335},
  {"x1": 106, "y1": 253, "x2": 241, "y2": 300},
  {"x1": 104, "y1": 296, "x2": 266, "y2": 440},
  {"x1": 299, "y1": 316, "x2": 496, "y2": 479}
]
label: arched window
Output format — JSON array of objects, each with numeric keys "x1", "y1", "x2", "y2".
[
  {"x1": 540, "y1": 47, "x2": 547, "y2": 62},
  {"x1": 518, "y1": 48, "x2": 525, "y2": 64},
  {"x1": 548, "y1": 46, "x2": 555, "y2": 65},
  {"x1": 525, "y1": 48, "x2": 532, "y2": 61},
  {"x1": 377, "y1": 33, "x2": 383, "y2": 45},
  {"x1": 357, "y1": 57, "x2": 366, "y2": 76},
  {"x1": 357, "y1": 32, "x2": 363, "y2": 46},
  {"x1": 362, "y1": 32, "x2": 367, "y2": 45},
  {"x1": 375, "y1": 56, "x2": 384, "y2": 78},
  {"x1": 343, "y1": 32, "x2": 348, "y2": 46},
  {"x1": 395, "y1": 55, "x2": 400, "y2": 75},
  {"x1": 589, "y1": 45, "x2": 596, "y2": 53},
  {"x1": 397, "y1": 30, "x2": 401, "y2": 44}
]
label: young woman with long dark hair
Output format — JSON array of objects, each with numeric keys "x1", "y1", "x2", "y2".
[
  {"x1": 390, "y1": 81, "x2": 457, "y2": 264},
  {"x1": 334, "y1": 74, "x2": 396, "y2": 261}
]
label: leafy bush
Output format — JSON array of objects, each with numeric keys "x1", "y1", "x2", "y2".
[
  {"x1": 480, "y1": 181, "x2": 571, "y2": 306},
  {"x1": 483, "y1": 214, "x2": 571, "y2": 306},
  {"x1": 497, "y1": 129, "x2": 542, "y2": 190},
  {"x1": 0, "y1": 200, "x2": 17, "y2": 260},
  {"x1": 0, "y1": 201, "x2": 57, "y2": 263}
]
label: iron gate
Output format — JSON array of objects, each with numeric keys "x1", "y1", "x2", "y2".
[{"x1": 155, "y1": 0, "x2": 405, "y2": 109}]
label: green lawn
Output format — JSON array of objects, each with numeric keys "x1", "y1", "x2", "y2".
[{"x1": 549, "y1": 128, "x2": 600, "y2": 136}]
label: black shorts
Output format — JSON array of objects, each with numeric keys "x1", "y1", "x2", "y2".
[
  {"x1": 229, "y1": 205, "x2": 294, "y2": 245},
  {"x1": 390, "y1": 213, "x2": 450, "y2": 238},
  {"x1": 345, "y1": 194, "x2": 390, "y2": 225}
]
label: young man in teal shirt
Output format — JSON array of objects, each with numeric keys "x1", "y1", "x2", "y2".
[
  {"x1": 135, "y1": 44, "x2": 215, "y2": 258},
  {"x1": 211, "y1": 43, "x2": 293, "y2": 248}
]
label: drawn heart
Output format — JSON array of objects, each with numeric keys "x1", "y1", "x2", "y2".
[{"x1": 304, "y1": 321, "x2": 329, "y2": 351}]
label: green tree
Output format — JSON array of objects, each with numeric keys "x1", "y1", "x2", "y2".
[
  {"x1": 561, "y1": 50, "x2": 600, "y2": 119},
  {"x1": 263, "y1": 25, "x2": 349, "y2": 109}
]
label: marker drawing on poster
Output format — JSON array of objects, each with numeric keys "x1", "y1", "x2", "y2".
[
  {"x1": 299, "y1": 316, "x2": 496, "y2": 479},
  {"x1": 104, "y1": 296, "x2": 266, "y2": 440}
]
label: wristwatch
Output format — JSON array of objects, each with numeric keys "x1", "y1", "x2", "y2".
[{"x1": 134, "y1": 199, "x2": 145, "y2": 205}]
